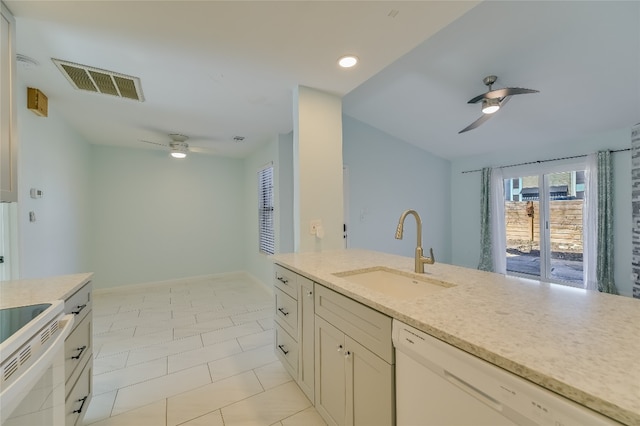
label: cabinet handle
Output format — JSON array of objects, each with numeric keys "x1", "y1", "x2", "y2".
[
  {"x1": 306, "y1": 291, "x2": 313, "y2": 297},
  {"x1": 344, "y1": 350, "x2": 352, "y2": 359},
  {"x1": 337, "y1": 344, "x2": 343, "y2": 353},
  {"x1": 276, "y1": 276, "x2": 289, "y2": 285},
  {"x1": 72, "y1": 304, "x2": 87, "y2": 315},
  {"x1": 73, "y1": 396, "x2": 88, "y2": 414},
  {"x1": 277, "y1": 307, "x2": 289, "y2": 316},
  {"x1": 71, "y1": 345, "x2": 87, "y2": 360},
  {"x1": 278, "y1": 344, "x2": 289, "y2": 355}
]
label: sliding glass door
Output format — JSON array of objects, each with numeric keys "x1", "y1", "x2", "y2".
[{"x1": 503, "y1": 165, "x2": 586, "y2": 287}]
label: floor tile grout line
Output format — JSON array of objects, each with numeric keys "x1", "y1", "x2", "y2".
[
  {"x1": 165, "y1": 396, "x2": 169, "y2": 426},
  {"x1": 96, "y1": 330, "x2": 198, "y2": 359},
  {"x1": 104, "y1": 367, "x2": 256, "y2": 420},
  {"x1": 96, "y1": 321, "x2": 269, "y2": 363}
]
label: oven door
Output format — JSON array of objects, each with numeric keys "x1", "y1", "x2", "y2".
[{"x1": 1, "y1": 314, "x2": 74, "y2": 426}]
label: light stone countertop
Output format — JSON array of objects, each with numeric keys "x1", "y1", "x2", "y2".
[
  {"x1": 271, "y1": 249, "x2": 640, "y2": 426},
  {"x1": 0, "y1": 273, "x2": 93, "y2": 309}
]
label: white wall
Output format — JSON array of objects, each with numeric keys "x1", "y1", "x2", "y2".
[
  {"x1": 342, "y1": 115, "x2": 452, "y2": 263},
  {"x1": 451, "y1": 127, "x2": 633, "y2": 297},
  {"x1": 293, "y1": 86, "x2": 344, "y2": 252},
  {"x1": 16, "y1": 82, "x2": 92, "y2": 278},
  {"x1": 243, "y1": 136, "x2": 281, "y2": 286},
  {"x1": 278, "y1": 132, "x2": 294, "y2": 254},
  {"x1": 89, "y1": 145, "x2": 245, "y2": 289}
]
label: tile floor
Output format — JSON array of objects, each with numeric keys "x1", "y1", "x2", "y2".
[{"x1": 84, "y1": 274, "x2": 327, "y2": 426}]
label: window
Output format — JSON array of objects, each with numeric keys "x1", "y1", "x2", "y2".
[
  {"x1": 258, "y1": 165, "x2": 274, "y2": 255},
  {"x1": 503, "y1": 165, "x2": 586, "y2": 287}
]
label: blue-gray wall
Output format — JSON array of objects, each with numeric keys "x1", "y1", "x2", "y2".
[
  {"x1": 342, "y1": 115, "x2": 452, "y2": 263},
  {"x1": 17, "y1": 82, "x2": 92, "y2": 279},
  {"x1": 90, "y1": 145, "x2": 246, "y2": 288}
]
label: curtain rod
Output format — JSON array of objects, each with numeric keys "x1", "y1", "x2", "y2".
[{"x1": 460, "y1": 148, "x2": 631, "y2": 174}]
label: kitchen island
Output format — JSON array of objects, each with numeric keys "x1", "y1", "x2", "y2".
[{"x1": 272, "y1": 249, "x2": 639, "y2": 425}]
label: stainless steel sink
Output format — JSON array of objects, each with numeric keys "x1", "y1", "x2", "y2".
[{"x1": 333, "y1": 266, "x2": 454, "y2": 299}]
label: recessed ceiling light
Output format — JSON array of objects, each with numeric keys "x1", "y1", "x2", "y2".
[{"x1": 338, "y1": 55, "x2": 358, "y2": 68}]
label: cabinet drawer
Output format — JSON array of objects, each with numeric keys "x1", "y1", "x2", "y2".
[
  {"x1": 65, "y1": 361, "x2": 92, "y2": 426},
  {"x1": 65, "y1": 312, "x2": 92, "y2": 388},
  {"x1": 275, "y1": 323, "x2": 298, "y2": 378},
  {"x1": 315, "y1": 284, "x2": 393, "y2": 364},
  {"x1": 64, "y1": 281, "x2": 92, "y2": 327},
  {"x1": 274, "y1": 264, "x2": 297, "y2": 299},
  {"x1": 274, "y1": 287, "x2": 298, "y2": 338}
]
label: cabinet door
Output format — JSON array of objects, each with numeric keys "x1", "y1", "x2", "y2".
[
  {"x1": 65, "y1": 361, "x2": 92, "y2": 426},
  {"x1": 315, "y1": 316, "x2": 346, "y2": 426},
  {"x1": 346, "y1": 337, "x2": 395, "y2": 426},
  {"x1": 0, "y1": 4, "x2": 17, "y2": 202},
  {"x1": 297, "y1": 276, "x2": 315, "y2": 402}
]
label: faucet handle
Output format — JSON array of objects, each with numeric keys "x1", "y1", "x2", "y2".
[{"x1": 427, "y1": 247, "x2": 435, "y2": 264}]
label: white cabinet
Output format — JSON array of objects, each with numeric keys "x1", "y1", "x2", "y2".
[
  {"x1": 0, "y1": 2, "x2": 17, "y2": 202},
  {"x1": 63, "y1": 280, "x2": 93, "y2": 426},
  {"x1": 314, "y1": 284, "x2": 395, "y2": 426},
  {"x1": 273, "y1": 264, "x2": 315, "y2": 402},
  {"x1": 315, "y1": 316, "x2": 346, "y2": 425},
  {"x1": 297, "y1": 275, "x2": 315, "y2": 400}
]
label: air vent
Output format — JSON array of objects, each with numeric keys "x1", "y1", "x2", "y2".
[
  {"x1": 52, "y1": 59, "x2": 144, "y2": 101},
  {"x1": 50, "y1": 320, "x2": 59, "y2": 335},
  {"x1": 40, "y1": 328, "x2": 50, "y2": 345},
  {"x1": 19, "y1": 347, "x2": 31, "y2": 365},
  {"x1": 3, "y1": 358, "x2": 18, "y2": 381}
]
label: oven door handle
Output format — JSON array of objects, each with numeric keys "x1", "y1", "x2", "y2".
[{"x1": 0, "y1": 314, "x2": 75, "y2": 424}]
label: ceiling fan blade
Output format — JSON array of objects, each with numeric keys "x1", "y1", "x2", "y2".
[
  {"x1": 459, "y1": 96, "x2": 511, "y2": 134},
  {"x1": 459, "y1": 113, "x2": 493, "y2": 133},
  {"x1": 138, "y1": 139, "x2": 169, "y2": 147},
  {"x1": 468, "y1": 87, "x2": 539, "y2": 103},
  {"x1": 189, "y1": 146, "x2": 216, "y2": 155},
  {"x1": 499, "y1": 95, "x2": 511, "y2": 108}
]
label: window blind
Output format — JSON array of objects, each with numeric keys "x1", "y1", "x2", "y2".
[{"x1": 258, "y1": 166, "x2": 274, "y2": 255}]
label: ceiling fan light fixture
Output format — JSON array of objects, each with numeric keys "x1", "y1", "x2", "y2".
[
  {"x1": 169, "y1": 139, "x2": 188, "y2": 158},
  {"x1": 481, "y1": 98, "x2": 500, "y2": 114}
]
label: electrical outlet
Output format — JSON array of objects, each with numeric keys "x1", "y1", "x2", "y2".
[{"x1": 310, "y1": 219, "x2": 321, "y2": 235}]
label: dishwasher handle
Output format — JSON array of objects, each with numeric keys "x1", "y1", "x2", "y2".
[{"x1": 444, "y1": 370, "x2": 503, "y2": 413}]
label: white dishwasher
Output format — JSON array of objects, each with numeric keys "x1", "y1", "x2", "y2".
[{"x1": 392, "y1": 320, "x2": 620, "y2": 426}]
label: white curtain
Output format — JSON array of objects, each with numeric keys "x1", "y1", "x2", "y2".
[
  {"x1": 491, "y1": 167, "x2": 506, "y2": 274},
  {"x1": 583, "y1": 153, "x2": 598, "y2": 291}
]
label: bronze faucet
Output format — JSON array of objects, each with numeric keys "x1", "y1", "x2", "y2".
[{"x1": 395, "y1": 209, "x2": 435, "y2": 273}]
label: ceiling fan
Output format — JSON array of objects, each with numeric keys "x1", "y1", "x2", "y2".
[
  {"x1": 459, "y1": 75, "x2": 539, "y2": 134},
  {"x1": 138, "y1": 133, "x2": 217, "y2": 158}
]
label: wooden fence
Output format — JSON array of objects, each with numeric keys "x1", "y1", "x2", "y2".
[{"x1": 505, "y1": 200, "x2": 583, "y2": 254}]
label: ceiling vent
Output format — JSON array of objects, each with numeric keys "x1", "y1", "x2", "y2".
[{"x1": 52, "y1": 59, "x2": 144, "y2": 101}]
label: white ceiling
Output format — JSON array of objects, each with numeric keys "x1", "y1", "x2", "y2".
[{"x1": 5, "y1": 1, "x2": 640, "y2": 161}]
